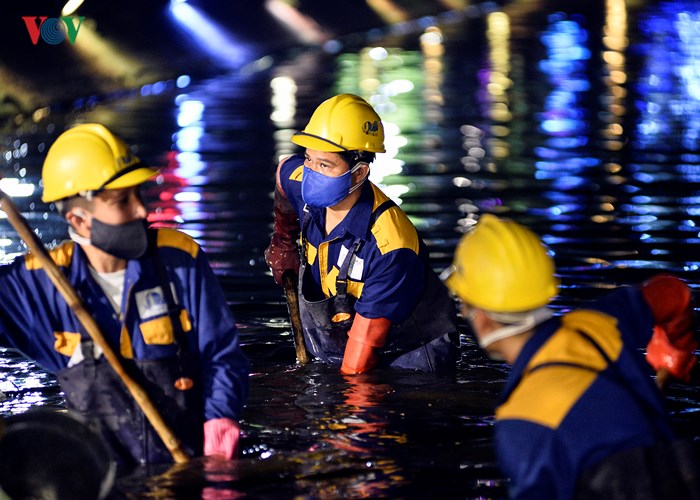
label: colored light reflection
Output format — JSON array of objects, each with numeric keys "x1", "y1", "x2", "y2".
[
  {"x1": 535, "y1": 11, "x2": 597, "y2": 197},
  {"x1": 622, "y1": 0, "x2": 700, "y2": 266},
  {"x1": 332, "y1": 47, "x2": 425, "y2": 204},
  {"x1": 148, "y1": 151, "x2": 187, "y2": 228},
  {"x1": 600, "y1": 0, "x2": 628, "y2": 153},
  {"x1": 264, "y1": 0, "x2": 328, "y2": 45},
  {"x1": 634, "y1": 1, "x2": 700, "y2": 151},
  {"x1": 168, "y1": 1, "x2": 250, "y2": 70}
]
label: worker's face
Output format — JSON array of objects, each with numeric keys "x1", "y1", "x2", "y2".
[
  {"x1": 90, "y1": 186, "x2": 147, "y2": 225},
  {"x1": 303, "y1": 149, "x2": 368, "y2": 181},
  {"x1": 66, "y1": 186, "x2": 149, "y2": 260}
]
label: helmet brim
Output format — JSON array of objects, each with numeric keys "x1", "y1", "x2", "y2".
[
  {"x1": 291, "y1": 132, "x2": 347, "y2": 153},
  {"x1": 104, "y1": 166, "x2": 158, "y2": 190}
]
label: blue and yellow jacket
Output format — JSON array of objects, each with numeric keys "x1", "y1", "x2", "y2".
[
  {"x1": 0, "y1": 228, "x2": 249, "y2": 426},
  {"x1": 279, "y1": 154, "x2": 430, "y2": 323},
  {"x1": 494, "y1": 286, "x2": 674, "y2": 499}
]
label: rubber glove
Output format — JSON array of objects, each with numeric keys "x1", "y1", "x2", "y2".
[
  {"x1": 341, "y1": 314, "x2": 391, "y2": 375},
  {"x1": 264, "y1": 185, "x2": 300, "y2": 286},
  {"x1": 641, "y1": 274, "x2": 698, "y2": 382},
  {"x1": 203, "y1": 418, "x2": 241, "y2": 460}
]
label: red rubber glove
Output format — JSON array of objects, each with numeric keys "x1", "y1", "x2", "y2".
[
  {"x1": 641, "y1": 274, "x2": 698, "y2": 382},
  {"x1": 203, "y1": 418, "x2": 241, "y2": 460},
  {"x1": 264, "y1": 184, "x2": 301, "y2": 287},
  {"x1": 341, "y1": 315, "x2": 391, "y2": 375}
]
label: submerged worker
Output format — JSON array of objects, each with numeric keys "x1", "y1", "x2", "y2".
[
  {"x1": 443, "y1": 214, "x2": 700, "y2": 499},
  {"x1": 265, "y1": 93, "x2": 459, "y2": 374},
  {"x1": 0, "y1": 124, "x2": 250, "y2": 468}
]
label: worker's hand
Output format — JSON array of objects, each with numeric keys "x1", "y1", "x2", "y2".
[
  {"x1": 340, "y1": 315, "x2": 391, "y2": 375},
  {"x1": 264, "y1": 232, "x2": 300, "y2": 287},
  {"x1": 647, "y1": 326, "x2": 697, "y2": 382},
  {"x1": 203, "y1": 418, "x2": 241, "y2": 460},
  {"x1": 641, "y1": 274, "x2": 698, "y2": 382}
]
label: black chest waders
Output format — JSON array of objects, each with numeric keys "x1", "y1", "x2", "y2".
[{"x1": 573, "y1": 330, "x2": 700, "y2": 499}]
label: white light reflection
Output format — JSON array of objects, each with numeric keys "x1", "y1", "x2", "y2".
[
  {"x1": 174, "y1": 96, "x2": 205, "y2": 152},
  {"x1": 174, "y1": 192, "x2": 202, "y2": 203},
  {"x1": 270, "y1": 77, "x2": 298, "y2": 161},
  {"x1": 270, "y1": 77, "x2": 297, "y2": 128},
  {"x1": 61, "y1": 0, "x2": 85, "y2": 17},
  {"x1": 0, "y1": 178, "x2": 35, "y2": 198},
  {"x1": 174, "y1": 152, "x2": 206, "y2": 178},
  {"x1": 177, "y1": 99, "x2": 204, "y2": 127}
]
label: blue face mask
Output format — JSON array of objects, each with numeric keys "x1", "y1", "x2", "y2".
[{"x1": 301, "y1": 163, "x2": 365, "y2": 208}]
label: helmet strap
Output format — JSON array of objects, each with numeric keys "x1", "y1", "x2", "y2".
[
  {"x1": 68, "y1": 226, "x2": 92, "y2": 247},
  {"x1": 478, "y1": 307, "x2": 553, "y2": 350},
  {"x1": 348, "y1": 162, "x2": 369, "y2": 195}
]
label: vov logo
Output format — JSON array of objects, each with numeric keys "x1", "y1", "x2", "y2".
[{"x1": 22, "y1": 16, "x2": 85, "y2": 45}]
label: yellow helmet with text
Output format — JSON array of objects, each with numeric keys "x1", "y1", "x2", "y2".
[
  {"x1": 41, "y1": 123, "x2": 157, "y2": 203},
  {"x1": 292, "y1": 94, "x2": 385, "y2": 153},
  {"x1": 445, "y1": 214, "x2": 559, "y2": 312}
]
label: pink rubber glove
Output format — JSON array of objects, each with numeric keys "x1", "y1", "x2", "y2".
[{"x1": 203, "y1": 418, "x2": 241, "y2": 460}]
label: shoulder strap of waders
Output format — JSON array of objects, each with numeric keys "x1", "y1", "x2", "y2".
[
  {"x1": 573, "y1": 327, "x2": 668, "y2": 437},
  {"x1": 336, "y1": 238, "x2": 362, "y2": 299},
  {"x1": 147, "y1": 229, "x2": 193, "y2": 390},
  {"x1": 334, "y1": 199, "x2": 395, "y2": 297},
  {"x1": 300, "y1": 205, "x2": 311, "y2": 265}
]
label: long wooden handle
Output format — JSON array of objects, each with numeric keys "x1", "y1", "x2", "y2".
[
  {"x1": 282, "y1": 271, "x2": 310, "y2": 365},
  {"x1": 0, "y1": 192, "x2": 189, "y2": 463}
]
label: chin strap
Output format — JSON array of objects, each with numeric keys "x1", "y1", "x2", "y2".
[
  {"x1": 479, "y1": 307, "x2": 553, "y2": 350},
  {"x1": 68, "y1": 226, "x2": 91, "y2": 246}
]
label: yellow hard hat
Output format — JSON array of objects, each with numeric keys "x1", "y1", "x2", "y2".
[
  {"x1": 292, "y1": 94, "x2": 385, "y2": 153},
  {"x1": 445, "y1": 214, "x2": 559, "y2": 312},
  {"x1": 41, "y1": 123, "x2": 157, "y2": 202}
]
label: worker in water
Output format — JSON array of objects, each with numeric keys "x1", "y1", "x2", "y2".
[
  {"x1": 443, "y1": 213, "x2": 700, "y2": 499},
  {"x1": 265, "y1": 93, "x2": 459, "y2": 374},
  {"x1": 0, "y1": 124, "x2": 250, "y2": 468}
]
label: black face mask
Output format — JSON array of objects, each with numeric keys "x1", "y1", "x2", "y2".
[{"x1": 90, "y1": 218, "x2": 149, "y2": 260}]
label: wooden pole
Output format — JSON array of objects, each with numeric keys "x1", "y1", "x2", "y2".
[
  {"x1": 0, "y1": 192, "x2": 189, "y2": 463},
  {"x1": 282, "y1": 270, "x2": 310, "y2": 365}
]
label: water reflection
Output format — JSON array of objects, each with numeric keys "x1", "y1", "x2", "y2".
[
  {"x1": 635, "y1": 0, "x2": 700, "y2": 151},
  {"x1": 1, "y1": 1, "x2": 700, "y2": 498}
]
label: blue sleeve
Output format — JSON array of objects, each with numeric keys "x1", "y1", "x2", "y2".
[
  {"x1": 0, "y1": 260, "x2": 34, "y2": 349},
  {"x1": 586, "y1": 286, "x2": 655, "y2": 349},
  {"x1": 0, "y1": 259, "x2": 67, "y2": 372},
  {"x1": 354, "y1": 248, "x2": 426, "y2": 323},
  {"x1": 186, "y1": 249, "x2": 250, "y2": 422}
]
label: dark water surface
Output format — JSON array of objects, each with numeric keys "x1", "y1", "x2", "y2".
[{"x1": 2, "y1": 1, "x2": 700, "y2": 498}]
